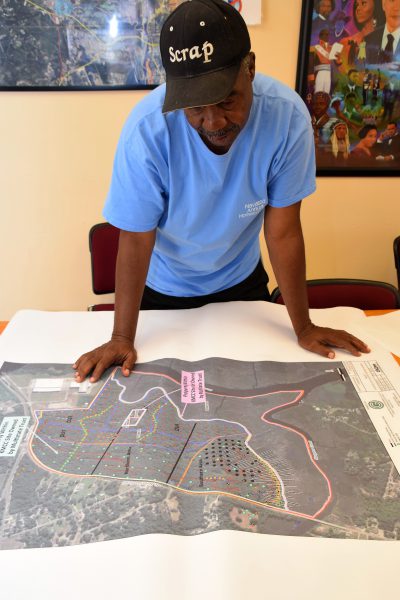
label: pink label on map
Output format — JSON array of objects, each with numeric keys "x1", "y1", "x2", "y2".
[{"x1": 181, "y1": 371, "x2": 206, "y2": 404}]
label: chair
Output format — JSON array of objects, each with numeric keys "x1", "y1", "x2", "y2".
[
  {"x1": 394, "y1": 236, "x2": 400, "y2": 290},
  {"x1": 270, "y1": 278, "x2": 400, "y2": 310},
  {"x1": 88, "y1": 222, "x2": 119, "y2": 311}
]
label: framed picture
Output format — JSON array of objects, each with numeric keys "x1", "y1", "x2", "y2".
[
  {"x1": 296, "y1": 0, "x2": 400, "y2": 176},
  {"x1": 0, "y1": 1, "x2": 180, "y2": 91},
  {"x1": 0, "y1": 1, "x2": 260, "y2": 92}
]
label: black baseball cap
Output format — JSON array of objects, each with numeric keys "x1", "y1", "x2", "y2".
[{"x1": 160, "y1": 0, "x2": 251, "y2": 113}]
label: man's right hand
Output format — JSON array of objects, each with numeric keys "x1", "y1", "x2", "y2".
[
  {"x1": 73, "y1": 337, "x2": 137, "y2": 383},
  {"x1": 73, "y1": 228, "x2": 156, "y2": 384}
]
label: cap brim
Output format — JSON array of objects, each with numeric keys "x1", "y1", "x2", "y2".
[{"x1": 162, "y1": 62, "x2": 241, "y2": 113}]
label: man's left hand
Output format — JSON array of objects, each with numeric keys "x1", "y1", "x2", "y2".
[{"x1": 297, "y1": 323, "x2": 370, "y2": 359}]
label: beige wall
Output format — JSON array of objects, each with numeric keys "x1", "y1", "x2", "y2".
[{"x1": 0, "y1": 0, "x2": 399, "y2": 320}]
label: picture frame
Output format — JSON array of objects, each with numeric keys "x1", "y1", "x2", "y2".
[
  {"x1": 296, "y1": 0, "x2": 400, "y2": 176},
  {"x1": 0, "y1": 1, "x2": 176, "y2": 92},
  {"x1": 0, "y1": 1, "x2": 260, "y2": 93}
]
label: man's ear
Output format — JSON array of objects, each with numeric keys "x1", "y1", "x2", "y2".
[{"x1": 249, "y1": 52, "x2": 256, "y2": 82}]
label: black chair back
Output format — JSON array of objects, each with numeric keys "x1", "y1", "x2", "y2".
[{"x1": 394, "y1": 236, "x2": 400, "y2": 290}]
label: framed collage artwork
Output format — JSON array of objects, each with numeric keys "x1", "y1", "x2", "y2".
[{"x1": 296, "y1": 0, "x2": 400, "y2": 176}]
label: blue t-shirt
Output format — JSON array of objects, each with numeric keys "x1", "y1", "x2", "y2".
[{"x1": 103, "y1": 73, "x2": 316, "y2": 296}]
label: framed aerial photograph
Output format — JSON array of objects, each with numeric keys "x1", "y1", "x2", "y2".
[
  {"x1": 0, "y1": 1, "x2": 260, "y2": 92},
  {"x1": 296, "y1": 0, "x2": 400, "y2": 176},
  {"x1": 0, "y1": 0, "x2": 178, "y2": 91}
]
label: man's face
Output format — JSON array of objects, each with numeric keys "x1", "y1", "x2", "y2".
[
  {"x1": 319, "y1": 0, "x2": 333, "y2": 17},
  {"x1": 382, "y1": 0, "x2": 400, "y2": 30},
  {"x1": 385, "y1": 123, "x2": 397, "y2": 137},
  {"x1": 319, "y1": 29, "x2": 329, "y2": 42},
  {"x1": 313, "y1": 94, "x2": 329, "y2": 116},
  {"x1": 345, "y1": 95, "x2": 355, "y2": 107},
  {"x1": 349, "y1": 71, "x2": 359, "y2": 85},
  {"x1": 335, "y1": 123, "x2": 347, "y2": 139},
  {"x1": 184, "y1": 53, "x2": 255, "y2": 154}
]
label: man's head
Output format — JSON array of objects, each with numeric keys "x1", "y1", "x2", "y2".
[
  {"x1": 329, "y1": 119, "x2": 349, "y2": 156},
  {"x1": 319, "y1": 28, "x2": 330, "y2": 42},
  {"x1": 160, "y1": 0, "x2": 251, "y2": 113},
  {"x1": 382, "y1": 0, "x2": 400, "y2": 31},
  {"x1": 348, "y1": 69, "x2": 359, "y2": 84},
  {"x1": 345, "y1": 91, "x2": 358, "y2": 107},
  {"x1": 316, "y1": 0, "x2": 335, "y2": 18},
  {"x1": 332, "y1": 121, "x2": 348, "y2": 140},
  {"x1": 385, "y1": 121, "x2": 398, "y2": 136},
  {"x1": 183, "y1": 53, "x2": 255, "y2": 153},
  {"x1": 313, "y1": 91, "x2": 330, "y2": 116}
]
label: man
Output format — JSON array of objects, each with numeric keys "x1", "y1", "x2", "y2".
[
  {"x1": 328, "y1": 119, "x2": 351, "y2": 160},
  {"x1": 365, "y1": 0, "x2": 400, "y2": 64},
  {"x1": 338, "y1": 68, "x2": 363, "y2": 103},
  {"x1": 317, "y1": 118, "x2": 350, "y2": 166},
  {"x1": 74, "y1": 0, "x2": 369, "y2": 383},
  {"x1": 362, "y1": 68, "x2": 373, "y2": 104},
  {"x1": 311, "y1": 0, "x2": 335, "y2": 44},
  {"x1": 383, "y1": 74, "x2": 398, "y2": 120},
  {"x1": 311, "y1": 91, "x2": 331, "y2": 137},
  {"x1": 375, "y1": 120, "x2": 400, "y2": 161},
  {"x1": 343, "y1": 92, "x2": 363, "y2": 128},
  {"x1": 313, "y1": 29, "x2": 343, "y2": 95}
]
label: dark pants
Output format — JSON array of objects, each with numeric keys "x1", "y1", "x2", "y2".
[{"x1": 140, "y1": 261, "x2": 270, "y2": 310}]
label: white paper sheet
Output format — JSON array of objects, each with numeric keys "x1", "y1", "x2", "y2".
[
  {"x1": 354, "y1": 311, "x2": 400, "y2": 357},
  {"x1": 0, "y1": 303, "x2": 369, "y2": 365},
  {"x1": 0, "y1": 304, "x2": 400, "y2": 600}
]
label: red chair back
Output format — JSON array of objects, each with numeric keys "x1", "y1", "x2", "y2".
[
  {"x1": 271, "y1": 279, "x2": 400, "y2": 310},
  {"x1": 88, "y1": 223, "x2": 119, "y2": 311}
]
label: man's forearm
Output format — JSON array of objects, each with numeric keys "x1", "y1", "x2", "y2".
[
  {"x1": 263, "y1": 205, "x2": 370, "y2": 359},
  {"x1": 267, "y1": 231, "x2": 311, "y2": 336},
  {"x1": 264, "y1": 204, "x2": 311, "y2": 337},
  {"x1": 112, "y1": 229, "x2": 156, "y2": 344}
]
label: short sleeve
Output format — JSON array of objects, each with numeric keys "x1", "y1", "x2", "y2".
[
  {"x1": 103, "y1": 123, "x2": 168, "y2": 232},
  {"x1": 267, "y1": 108, "x2": 316, "y2": 207}
]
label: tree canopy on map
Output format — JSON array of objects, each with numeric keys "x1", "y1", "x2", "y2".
[{"x1": 0, "y1": 1, "x2": 181, "y2": 88}]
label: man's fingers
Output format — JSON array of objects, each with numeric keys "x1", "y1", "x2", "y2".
[
  {"x1": 90, "y1": 359, "x2": 111, "y2": 383},
  {"x1": 300, "y1": 338, "x2": 336, "y2": 359},
  {"x1": 73, "y1": 341, "x2": 137, "y2": 383},
  {"x1": 321, "y1": 331, "x2": 370, "y2": 356},
  {"x1": 298, "y1": 326, "x2": 371, "y2": 359},
  {"x1": 74, "y1": 354, "x2": 99, "y2": 382},
  {"x1": 322, "y1": 334, "x2": 362, "y2": 357},
  {"x1": 348, "y1": 336, "x2": 370, "y2": 353},
  {"x1": 122, "y1": 352, "x2": 137, "y2": 377},
  {"x1": 73, "y1": 346, "x2": 109, "y2": 382}
]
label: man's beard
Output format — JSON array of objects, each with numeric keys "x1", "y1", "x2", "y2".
[{"x1": 197, "y1": 123, "x2": 240, "y2": 140}]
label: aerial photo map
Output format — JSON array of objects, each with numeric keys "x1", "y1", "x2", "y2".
[
  {"x1": 0, "y1": 0, "x2": 181, "y2": 88},
  {"x1": 1, "y1": 356, "x2": 400, "y2": 549}
]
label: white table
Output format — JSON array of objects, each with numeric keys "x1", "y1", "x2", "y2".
[{"x1": 0, "y1": 303, "x2": 400, "y2": 600}]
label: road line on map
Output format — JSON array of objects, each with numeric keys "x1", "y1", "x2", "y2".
[
  {"x1": 32, "y1": 433, "x2": 59, "y2": 455},
  {"x1": 166, "y1": 424, "x2": 197, "y2": 484},
  {"x1": 91, "y1": 425, "x2": 123, "y2": 475}
]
